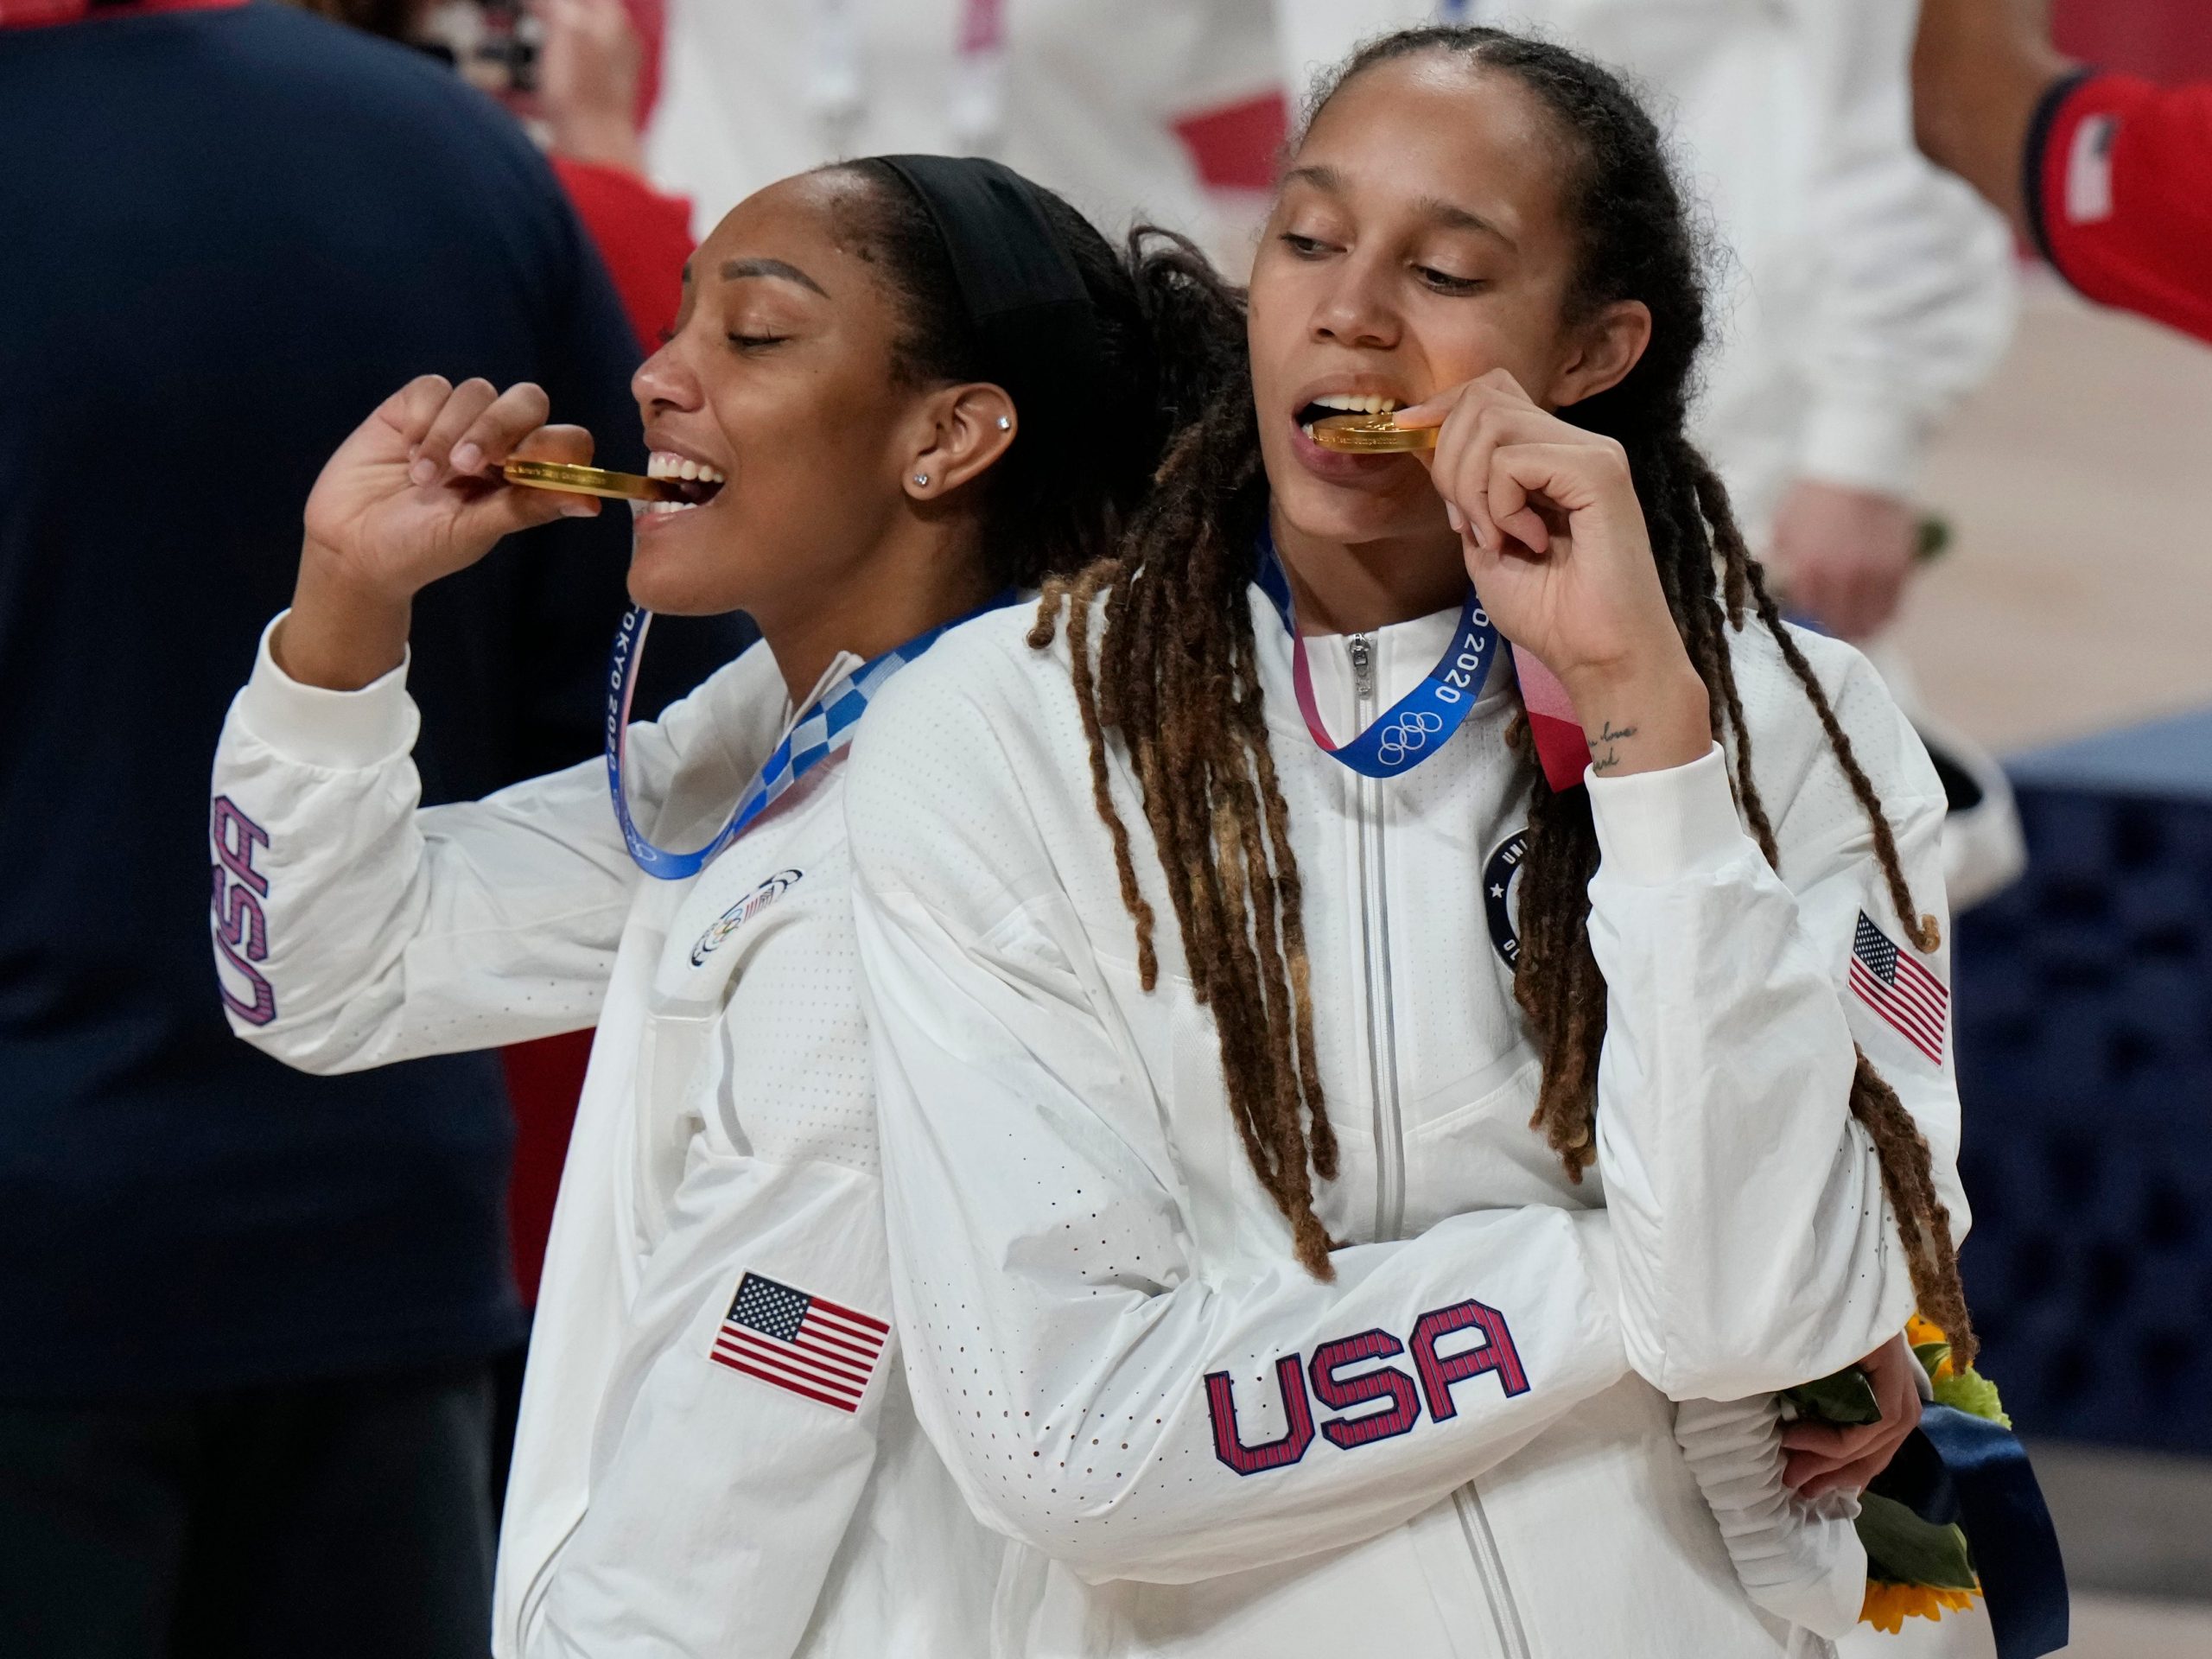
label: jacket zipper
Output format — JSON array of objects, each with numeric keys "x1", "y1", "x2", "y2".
[
  {"x1": 1454, "y1": 1488, "x2": 1534, "y2": 1659},
  {"x1": 1347, "y1": 634, "x2": 1404, "y2": 1242},
  {"x1": 1348, "y1": 633, "x2": 1531, "y2": 1659}
]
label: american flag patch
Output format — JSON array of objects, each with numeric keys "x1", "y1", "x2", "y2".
[
  {"x1": 1850, "y1": 911, "x2": 1949, "y2": 1065},
  {"x1": 710, "y1": 1272, "x2": 888, "y2": 1414}
]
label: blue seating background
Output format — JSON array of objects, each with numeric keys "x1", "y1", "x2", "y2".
[{"x1": 1954, "y1": 709, "x2": 2212, "y2": 1455}]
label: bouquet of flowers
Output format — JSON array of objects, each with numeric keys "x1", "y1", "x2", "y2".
[{"x1": 1783, "y1": 1314, "x2": 2012, "y2": 1634}]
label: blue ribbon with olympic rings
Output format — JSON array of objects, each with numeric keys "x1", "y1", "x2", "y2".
[
  {"x1": 604, "y1": 597, "x2": 1007, "y2": 880},
  {"x1": 1255, "y1": 528, "x2": 1501, "y2": 778}
]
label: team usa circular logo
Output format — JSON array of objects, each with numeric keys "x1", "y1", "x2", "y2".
[
  {"x1": 1483, "y1": 830, "x2": 1528, "y2": 967},
  {"x1": 1377, "y1": 709, "x2": 1446, "y2": 766},
  {"x1": 690, "y1": 868, "x2": 804, "y2": 966}
]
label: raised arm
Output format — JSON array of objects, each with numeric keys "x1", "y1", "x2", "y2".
[
  {"x1": 212, "y1": 376, "x2": 658, "y2": 1071},
  {"x1": 1584, "y1": 639, "x2": 1965, "y2": 1400},
  {"x1": 210, "y1": 630, "x2": 667, "y2": 1071}
]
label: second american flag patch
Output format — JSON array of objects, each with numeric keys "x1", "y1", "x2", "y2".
[
  {"x1": 1849, "y1": 911, "x2": 1949, "y2": 1065},
  {"x1": 711, "y1": 1272, "x2": 889, "y2": 1414}
]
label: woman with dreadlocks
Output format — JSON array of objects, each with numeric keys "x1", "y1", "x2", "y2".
[{"x1": 846, "y1": 25, "x2": 1970, "y2": 1659}]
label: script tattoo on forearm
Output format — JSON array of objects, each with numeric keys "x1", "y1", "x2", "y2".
[{"x1": 1587, "y1": 720, "x2": 1638, "y2": 776}]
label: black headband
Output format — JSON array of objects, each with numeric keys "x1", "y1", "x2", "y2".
[{"x1": 874, "y1": 155, "x2": 1105, "y2": 444}]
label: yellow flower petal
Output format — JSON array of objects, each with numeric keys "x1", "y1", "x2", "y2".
[{"x1": 1860, "y1": 1580, "x2": 1982, "y2": 1633}]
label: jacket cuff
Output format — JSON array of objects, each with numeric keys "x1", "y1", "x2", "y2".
[
  {"x1": 232, "y1": 611, "x2": 417, "y2": 769},
  {"x1": 1587, "y1": 744, "x2": 1747, "y2": 886},
  {"x1": 1797, "y1": 397, "x2": 1924, "y2": 499}
]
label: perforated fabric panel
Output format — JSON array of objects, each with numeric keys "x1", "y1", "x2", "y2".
[{"x1": 1954, "y1": 785, "x2": 2212, "y2": 1453}]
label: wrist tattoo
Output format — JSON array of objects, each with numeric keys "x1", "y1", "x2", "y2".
[{"x1": 1588, "y1": 719, "x2": 1637, "y2": 775}]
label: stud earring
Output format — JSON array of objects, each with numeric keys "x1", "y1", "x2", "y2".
[
  {"x1": 913, "y1": 474, "x2": 930, "y2": 487},
  {"x1": 996, "y1": 416, "x2": 1012, "y2": 430}
]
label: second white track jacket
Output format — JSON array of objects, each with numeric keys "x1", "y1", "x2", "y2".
[
  {"x1": 209, "y1": 622, "x2": 1002, "y2": 1658},
  {"x1": 844, "y1": 592, "x2": 1969, "y2": 1658}
]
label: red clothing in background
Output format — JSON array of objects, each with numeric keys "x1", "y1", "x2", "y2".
[
  {"x1": 555, "y1": 155, "x2": 694, "y2": 350},
  {"x1": 499, "y1": 161, "x2": 695, "y2": 1302},
  {"x1": 2031, "y1": 69, "x2": 2212, "y2": 346}
]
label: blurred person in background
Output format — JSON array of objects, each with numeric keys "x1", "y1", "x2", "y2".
[
  {"x1": 1277, "y1": 0, "x2": 2029, "y2": 909},
  {"x1": 291, "y1": 0, "x2": 696, "y2": 346},
  {"x1": 1916, "y1": 0, "x2": 2212, "y2": 347},
  {"x1": 641, "y1": 0, "x2": 1287, "y2": 268},
  {"x1": 0, "y1": 3, "x2": 739, "y2": 1654}
]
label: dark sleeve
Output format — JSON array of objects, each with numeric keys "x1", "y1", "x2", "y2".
[{"x1": 505, "y1": 175, "x2": 756, "y2": 779}]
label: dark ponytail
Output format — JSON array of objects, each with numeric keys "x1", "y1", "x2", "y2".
[{"x1": 826, "y1": 162, "x2": 1251, "y2": 594}]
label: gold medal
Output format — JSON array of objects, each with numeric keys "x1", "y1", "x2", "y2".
[
  {"x1": 501, "y1": 458, "x2": 688, "y2": 502},
  {"x1": 1309, "y1": 413, "x2": 1439, "y2": 454}
]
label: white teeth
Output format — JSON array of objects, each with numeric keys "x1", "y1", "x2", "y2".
[
  {"x1": 1309, "y1": 393, "x2": 1400, "y2": 416},
  {"x1": 645, "y1": 499, "x2": 698, "y2": 515},
  {"x1": 1302, "y1": 423, "x2": 1316, "y2": 442},
  {"x1": 647, "y1": 452, "x2": 726, "y2": 484}
]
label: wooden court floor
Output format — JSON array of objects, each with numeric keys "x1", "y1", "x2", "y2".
[{"x1": 1897, "y1": 275, "x2": 2212, "y2": 754}]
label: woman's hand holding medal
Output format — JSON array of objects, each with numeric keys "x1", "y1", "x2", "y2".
[
  {"x1": 280, "y1": 376, "x2": 596, "y2": 690},
  {"x1": 1395, "y1": 369, "x2": 1713, "y2": 780}
]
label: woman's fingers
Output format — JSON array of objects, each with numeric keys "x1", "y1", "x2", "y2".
[
  {"x1": 375, "y1": 373, "x2": 456, "y2": 452},
  {"x1": 1427, "y1": 379, "x2": 1580, "y2": 552},
  {"x1": 1780, "y1": 1335, "x2": 1925, "y2": 1496},
  {"x1": 1482, "y1": 454, "x2": 1550, "y2": 554},
  {"x1": 1483, "y1": 440, "x2": 1634, "y2": 556},
  {"x1": 408, "y1": 378, "x2": 502, "y2": 485},
  {"x1": 509, "y1": 422, "x2": 596, "y2": 467},
  {"x1": 457, "y1": 480, "x2": 597, "y2": 541},
  {"x1": 447, "y1": 381, "x2": 555, "y2": 477}
]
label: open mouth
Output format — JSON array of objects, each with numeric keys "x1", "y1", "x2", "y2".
[
  {"x1": 1295, "y1": 392, "x2": 1402, "y2": 442},
  {"x1": 642, "y1": 450, "x2": 728, "y2": 514}
]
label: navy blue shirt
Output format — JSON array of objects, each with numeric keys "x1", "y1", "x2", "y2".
[{"x1": 0, "y1": 3, "x2": 743, "y2": 1396}]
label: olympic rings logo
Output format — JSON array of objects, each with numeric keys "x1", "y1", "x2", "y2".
[{"x1": 1376, "y1": 709, "x2": 1446, "y2": 765}]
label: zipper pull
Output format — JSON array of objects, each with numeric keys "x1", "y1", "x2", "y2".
[{"x1": 1349, "y1": 633, "x2": 1374, "y2": 702}]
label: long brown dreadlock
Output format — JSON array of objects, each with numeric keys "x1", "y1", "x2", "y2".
[{"x1": 1030, "y1": 27, "x2": 1975, "y2": 1366}]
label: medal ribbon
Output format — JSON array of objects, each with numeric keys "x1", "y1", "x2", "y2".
[
  {"x1": 1254, "y1": 530, "x2": 1500, "y2": 779},
  {"x1": 604, "y1": 599, "x2": 1002, "y2": 880},
  {"x1": 1255, "y1": 530, "x2": 1588, "y2": 791},
  {"x1": 1875, "y1": 1408, "x2": 2069, "y2": 1659}
]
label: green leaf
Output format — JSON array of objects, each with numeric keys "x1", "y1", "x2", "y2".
[
  {"x1": 1857, "y1": 1492, "x2": 1980, "y2": 1591},
  {"x1": 1916, "y1": 515, "x2": 1953, "y2": 564},
  {"x1": 1783, "y1": 1366, "x2": 1883, "y2": 1427},
  {"x1": 1913, "y1": 1341, "x2": 1952, "y2": 1378},
  {"x1": 1933, "y1": 1365, "x2": 2013, "y2": 1429}
]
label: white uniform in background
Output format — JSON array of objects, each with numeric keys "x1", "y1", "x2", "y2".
[
  {"x1": 844, "y1": 594, "x2": 1969, "y2": 1657},
  {"x1": 645, "y1": 0, "x2": 1286, "y2": 265},
  {"x1": 209, "y1": 622, "x2": 1001, "y2": 1658},
  {"x1": 1274, "y1": 0, "x2": 2018, "y2": 547}
]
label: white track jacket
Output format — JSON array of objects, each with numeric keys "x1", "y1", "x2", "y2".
[
  {"x1": 844, "y1": 592, "x2": 1969, "y2": 1658},
  {"x1": 209, "y1": 620, "x2": 1001, "y2": 1658}
]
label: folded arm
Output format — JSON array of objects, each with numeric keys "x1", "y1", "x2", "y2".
[{"x1": 853, "y1": 855, "x2": 1627, "y2": 1585}]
